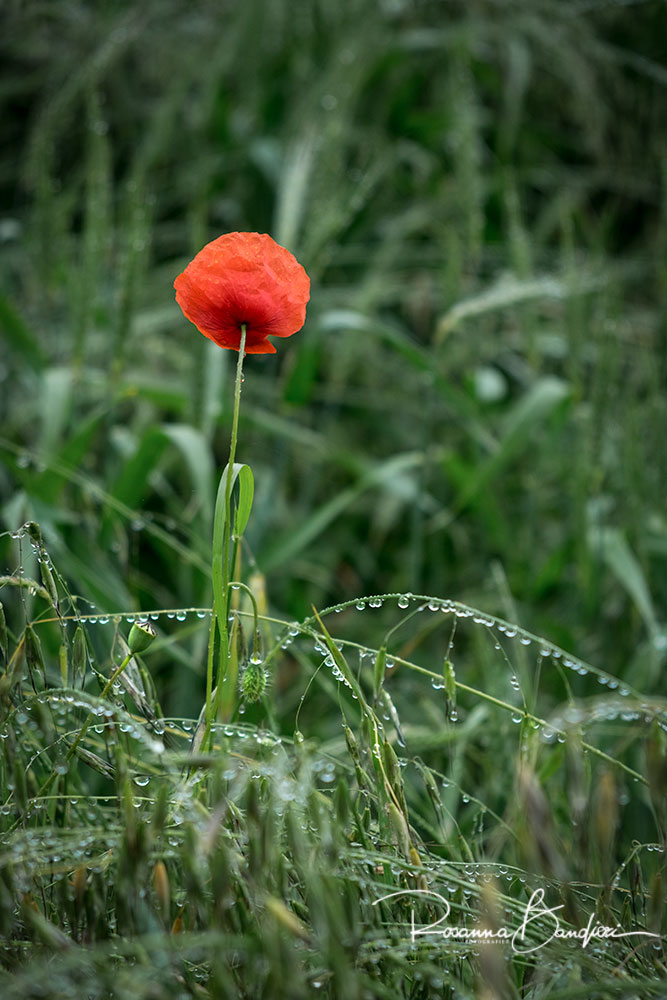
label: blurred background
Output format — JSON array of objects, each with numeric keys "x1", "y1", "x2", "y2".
[{"x1": 1, "y1": 0, "x2": 666, "y2": 719}]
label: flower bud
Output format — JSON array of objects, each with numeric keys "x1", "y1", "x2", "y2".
[
  {"x1": 240, "y1": 658, "x2": 267, "y2": 703},
  {"x1": 127, "y1": 620, "x2": 156, "y2": 654}
]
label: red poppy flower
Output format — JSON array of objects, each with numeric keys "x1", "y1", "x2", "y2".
[{"x1": 174, "y1": 231, "x2": 310, "y2": 354}]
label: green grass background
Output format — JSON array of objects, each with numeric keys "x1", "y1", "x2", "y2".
[{"x1": 0, "y1": 1, "x2": 666, "y2": 997}]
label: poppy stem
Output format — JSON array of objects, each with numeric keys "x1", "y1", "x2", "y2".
[{"x1": 205, "y1": 325, "x2": 247, "y2": 745}]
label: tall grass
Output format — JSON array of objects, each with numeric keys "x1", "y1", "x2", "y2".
[{"x1": 1, "y1": 0, "x2": 666, "y2": 995}]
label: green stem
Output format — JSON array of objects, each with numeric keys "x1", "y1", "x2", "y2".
[
  {"x1": 221, "y1": 326, "x2": 247, "y2": 626},
  {"x1": 205, "y1": 325, "x2": 247, "y2": 746},
  {"x1": 66, "y1": 652, "x2": 133, "y2": 762},
  {"x1": 204, "y1": 612, "x2": 216, "y2": 736}
]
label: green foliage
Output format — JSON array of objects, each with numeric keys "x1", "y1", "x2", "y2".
[
  {"x1": 1, "y1": 0, "x2": 666, "y2": 995},
  {"x1": 0, "y1": 569, "x2": 666, "y2": 997}
]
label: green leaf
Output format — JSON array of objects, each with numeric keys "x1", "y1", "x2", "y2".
[
  {"x1": 212, "y1": 463, "x2": 254, "y2": 625},
  {"x1": 234, "y1": 464, "x2": 254, "y2": 535},
  {"x1": 39, "y1": 367, "x2": 73, "y2": 457},
  {"x1": 108, "y1": 427, "x2": 170, "y2": 512},
  {"x1": 598, "y1": 527, "x2": 658, "y2": 636},
  {"x1": 0, "y1": 293, "x2": 45, "y2": 369}
]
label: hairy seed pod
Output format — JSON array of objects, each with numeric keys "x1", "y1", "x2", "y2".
[{"x1": 240, "y1": 659, "x2": 267, "y2": 703}]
